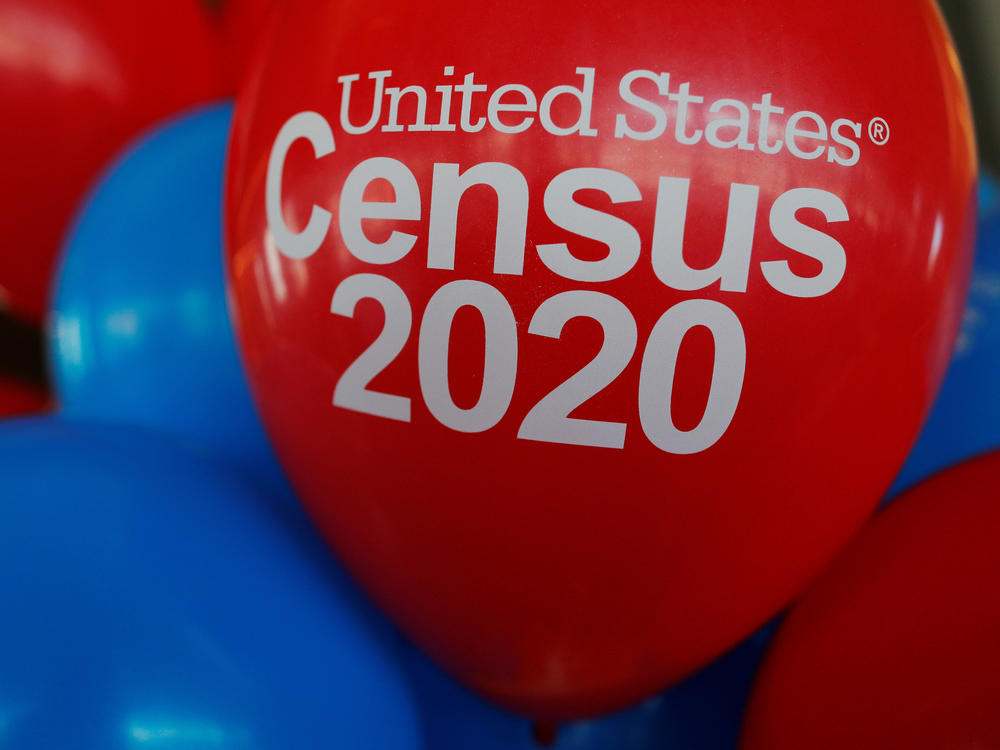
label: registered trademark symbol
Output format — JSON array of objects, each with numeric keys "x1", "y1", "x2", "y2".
[{"x1": 868, "y1": 117, "x2": 890, "y2": 145}]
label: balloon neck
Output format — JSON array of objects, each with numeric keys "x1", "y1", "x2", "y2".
[{"x1": 532, "y1": 720, "x2": 558, "y2": 747}]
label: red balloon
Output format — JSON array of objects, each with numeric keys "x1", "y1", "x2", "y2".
[
  {"x1": 741, "y1": 451, "x2": 1000, "y2": 750},
  {"x1": 218, "y1": 0, "x2": 277, "y2": 90},
  {"x1": 0, "y1": 378, "x2": 48, "y2": 418},
  {"x1": 225, "y1": 0, "x2": 976, "y2": 717},
  {"x1": 0, "y1": 0, "x2": 222, "y2": 322}
]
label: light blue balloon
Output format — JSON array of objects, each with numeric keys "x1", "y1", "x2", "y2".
[
  {"x1": 889, "y1": 172, "x2": 1000, "y2": 495},
  {"x1": 404, "y1": 624, "x2": 773, "y2": 750},
  {"x1": 48, "y1": 103, "x2": 281, "y2": 486},
  {"x1": 0, "y1": 417, "x2": 421, "y2": 750}
]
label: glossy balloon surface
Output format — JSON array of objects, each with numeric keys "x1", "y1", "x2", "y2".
[
  {"x1": 741, "y1": 450, "x2": 1000, "y2": 750},
  {"x1": 0, "y1": 0, "x2": 222, "y2": 321},
  {"x1": 226, "y1": 0, "x2": 976, "y2": 716},
  {"x1": 0, "y1": 417, "x2": 421, "y2": 750},
  {"x1": 889, "y1": 172, "x2": 1000, "y2": 495},
  {"x1": 218, "y1": 0, "x2": 276, "y2": 90},
  {"x1": 50, "y1": 104, "x2": 284, "y2": 486}
]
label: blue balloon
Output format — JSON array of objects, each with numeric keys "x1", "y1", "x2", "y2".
[
  {"x1": 889, "y1": 172, "x2": 1000, "y2": 495},
  {"x1": 980, "y1": 171, "x2": 1000, "y2": 222},
  {"x1": 404, "y1": 625, "x2": 772, "y2": 750},
  {"x1": 0, "y1": 417, "x2": 421, "y2": 750},
  {"x1": 48, "y1": 103, "x2": 281, "y2": 486}
]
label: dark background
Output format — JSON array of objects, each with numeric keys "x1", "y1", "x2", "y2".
[{"x1": 940, "y1": 0, "x2": 1000, "y2": 173}]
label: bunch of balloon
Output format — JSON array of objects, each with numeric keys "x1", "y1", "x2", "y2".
[
  {"x1": 224, "y1": 0, "x2": 977, "y2": 720},
  {"x1": 888, "y1": 172, "x2": 1000, "y2": 496},
  {"x1": 1, "y1": 0, "x2": 988, "y2": 748},
  {"x1": 0, "y1": 0, "x2": 225, "y2": 419},
  {"x1": 37, "y1": 95, "x2": 422, "y2": 747}
]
